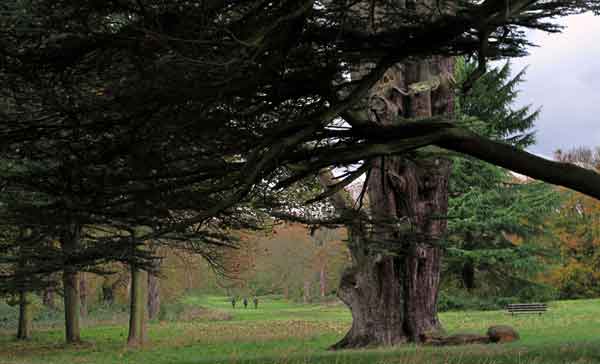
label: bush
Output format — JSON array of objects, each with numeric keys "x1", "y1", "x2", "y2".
[
  {"x1": 159, "y1": 301, "x2": 187, "y2": 322},
  {"x1": 0, "y1": 300, "x2": 19, "y2": 330},
  {"x1": 33, "y1": 302, "x2": 63, "y2": 325},
  {"x1": 492, "y1": 296, "x2": 519, "y2": 308},
  {"x1": 438, "y1": 291, "x2": 517, "y2": 312},
  {"x1": 516, "y1": 284, "x2": 558, "y2": 302},
  {"x1": 0, "y1": 295, "x2": 54, "y2": 329},
  {"x1": 438, "y1": 285, "x2": 558, "y2": 312}
]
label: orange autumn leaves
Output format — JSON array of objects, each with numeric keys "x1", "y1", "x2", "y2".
[{"x1": 542, "y1": 148, "x2": 600, "y2": 298}]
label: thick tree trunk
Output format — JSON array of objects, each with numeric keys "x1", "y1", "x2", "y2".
[
  {"x1": 404, "y1": 241, "x2": 444, "y2": 342},
  {"x1": 333, "y1": 188, "x2": 448, "y2": 349},
  {"x1": 333, "y1": 251, "x2": 407, "y2": 348},
  {"x1": 61, "y1": 223, "x2": 81, "y2": 344},
  {"x1": 147, "y1": 273, "x2": 160, "y2": 320},
  {"x1": 401, "y1": 158, "x2": 449, "y2": 341},
  {"x1": 79, "y1": 273, "x2": 88, "y2": 318},
  {"x1": 332, "y1": 53, "x2": 453, "y2": 348},
  {"x1": 17, "y1": 291, "x2": 32, "y2": 340},
  {"x1": 127, "y1": 266, "x2": 147, "y2": 347}
]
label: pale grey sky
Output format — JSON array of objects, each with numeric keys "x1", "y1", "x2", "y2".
[{"x1": 510, "y1": 12, "x2": 600, "y2": 158}]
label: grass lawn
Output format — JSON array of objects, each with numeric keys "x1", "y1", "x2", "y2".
[{"x1": 1, "y1": 296, "x2": 600, "y2": 364}]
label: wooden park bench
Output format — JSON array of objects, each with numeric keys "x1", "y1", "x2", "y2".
[{"x1": 506, "y1": 303, "x2": 547, "y2": 315}]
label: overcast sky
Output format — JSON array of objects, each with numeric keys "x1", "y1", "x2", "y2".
[{"x1": 509, "y1": 12, "x2": 600, "y2": 159}]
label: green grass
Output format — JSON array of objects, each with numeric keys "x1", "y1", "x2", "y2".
[
  {"x1": 2, "y1": 296, "x2": 600, "y2": 363},
  {"x1": 181, "y1": 295, "x2": 349, "y2": 322}
]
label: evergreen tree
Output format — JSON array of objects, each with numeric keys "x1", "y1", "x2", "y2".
[
  {"x1": 1, "y1": 0, "x2": 599, "y2": 349},
  {"x1": 446, "y1": 59, "x2": 559, "y2": 295}
]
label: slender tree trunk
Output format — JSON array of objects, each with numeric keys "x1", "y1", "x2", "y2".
[
  {"x1": 42, "y1": 287, "x2": 55, "y2": 309},
  {"x1": 147, "y1": 248, "x2": 161, "y2": 320},
  {"x1": 185, "y1": 267, "x2": 193, "y2": 292},
  {"x1": 17, "y1": 291, "x2": 32, "y2": 340},
  {"x1": 127, "y1": 266, "x2": 147, "y2": 347},
  {"x1": 331, "y1": 52, "x2": 454, "y2": 348},
  {"x1": 61, "y1": 223, "x2": 81, "y2": 344},
  {"x1": 462, "y1": 260, "x2": 476, "y2": 290},
  {"x1": 63, "y1": 270, "x2": 81, "y2": 343},
  {"x1": 303, "y1": 280, "x2": 311, "y2": 304},
  {"x1": 16, "y1": 230, "x2": 33, "y2": 340},
  {"x1": 102, "y1": 279, "x2": 114, "y2": 305},
  {"x1": 319, "y1": 265, "x2": 327, "y2": 297},
  {"x1": 79, "y1": 273, "x2": 88, "y2": 318},
  {"x1": 147, "y1": 273, "x2": 160, "y2": 320}
]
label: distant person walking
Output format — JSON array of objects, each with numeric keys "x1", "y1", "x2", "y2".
[
  {"x1": 243, "y1": 297, "x2": 248, "y2": 309},
  {"x1": 231, "y1": 296, "x2": 236, "y2": 309},
  {"x1": 253, "y1": 297, "x2": 259, "y2": 309}
]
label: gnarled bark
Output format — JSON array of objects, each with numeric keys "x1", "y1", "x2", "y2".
[
  {"x1": 333, "y1": 155, "x2": 451, "y2": 348},
  {"x1": 333, "y1": 251, "x2": 407, "y2": 348},
  {"x1": 330, "y1": 50, "x2": 453, "y2": 348}
]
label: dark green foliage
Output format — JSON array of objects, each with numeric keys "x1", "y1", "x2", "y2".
[
  {"x1": 438, "y1": 285, "x2": 557, "y2": 312},
  {"x1": 0, "y1": 0, "x2": 598, "y2": 319},
  {"x1": 445, "y1": 59, "x2": 560, "y2": 295},
  {"x1": 0, "y1": 300, "x2": 22, "y2": 330},
  {"x1": 455, "y1": 59, "x2": 539, "y2": 148},
  {"x1": 437, "y1": 290, "x2": 518, "y2": 312},
  {"x1": 0, "y1": 297, "x2": 130, "y2": 330}
]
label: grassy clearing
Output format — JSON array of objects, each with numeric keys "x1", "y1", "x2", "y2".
[{"x1": 1, "y1": 296, "x2": 600, "y2": 364}]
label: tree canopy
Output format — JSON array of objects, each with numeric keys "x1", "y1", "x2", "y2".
[{"x1": 1, "y1": 0, "x2": 599, "y2": 277}]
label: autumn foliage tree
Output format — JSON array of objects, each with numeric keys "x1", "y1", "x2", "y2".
[
  {"x1": 545, "y1": 148, "x2": 600, "y2": 298},
  {"x1": 215, "y1": 223, "x2": 348, "y2": 301}
]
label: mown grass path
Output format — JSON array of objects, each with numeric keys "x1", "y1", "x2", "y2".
[{"x1": 2, "y1": 296, "x2": 600, "y2": 363}]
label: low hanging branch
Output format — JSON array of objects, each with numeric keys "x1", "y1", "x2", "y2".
[{"x1": 349, "y1": 121, "x2": 600, "y2": 200}]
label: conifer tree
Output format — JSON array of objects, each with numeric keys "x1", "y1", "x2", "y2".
[
  {"x1": 1, "y1": 0, "x2": 600, "y2": 349},
  {"x1": 446, "y1": 60, "x2": 559, "y2": 293}
]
